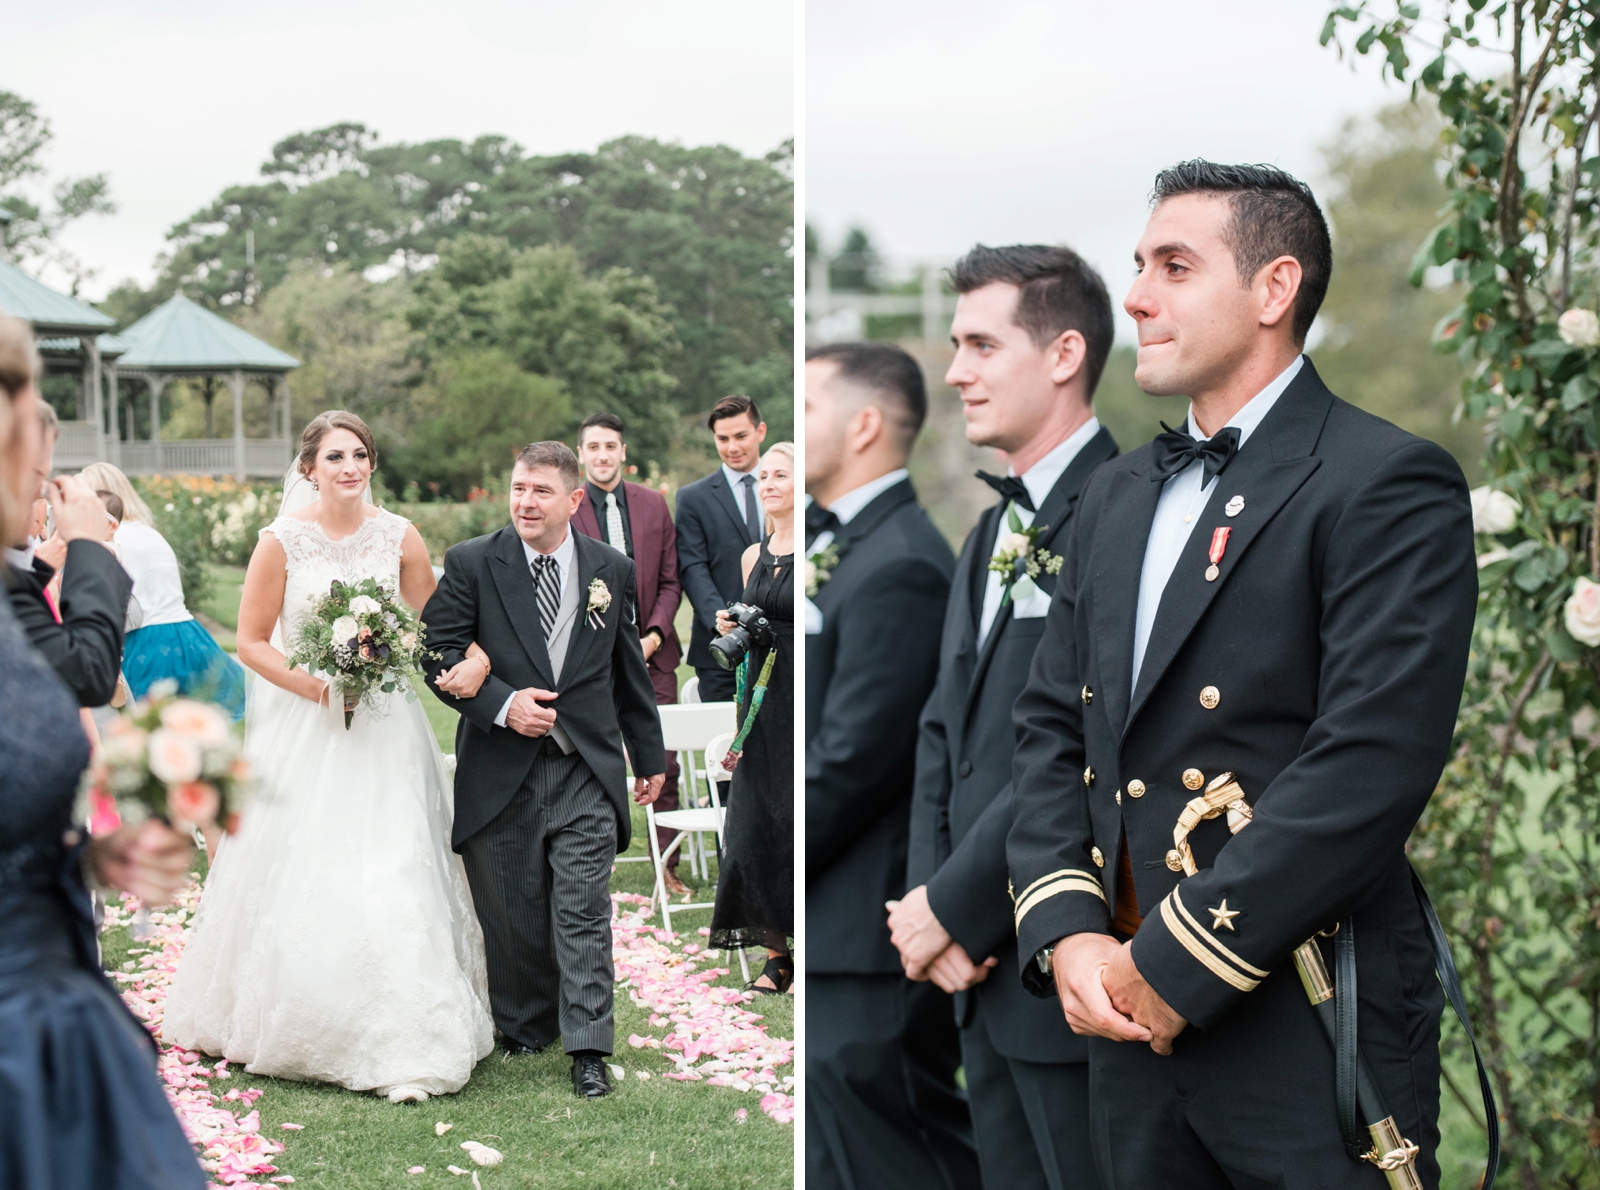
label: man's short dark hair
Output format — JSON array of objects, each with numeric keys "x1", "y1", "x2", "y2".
[
  {"x1": 708, "y1": 394, "x2": 762, "y2": 431},
  {"x1": 579, "y1": 411, "x2": 625, "y2": 442},
  {"x1": 805, "y1": 341, "x2": 928, "y2": 449},
  {"x1": 514, "y1": 440, "x2": 582, "y2": 491},
  {"x1": 1150, "y1": 160, "x2": 1332, "y2": 345},
  {"x1": 949, "y1": 244, "x2": 1115, "y2": 395}
]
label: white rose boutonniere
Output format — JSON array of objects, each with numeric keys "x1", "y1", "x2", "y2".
[
  {"x1": 988, "y1": 506, "x2": 1063, "y2": 604},
  {"x1": 587, "y1": 577, "x2": 612, "y2": 630},
  {"x1": 1564, "y1": 576, "x2": 1600, "y2": 647},
  {"x1": 806, "y1": 543, "x2": 841, "y2": 598}
]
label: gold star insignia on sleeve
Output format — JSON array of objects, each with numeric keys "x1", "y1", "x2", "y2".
[{"x1": 1208, "y1": 899, "x2": 1240, "y2": 931}]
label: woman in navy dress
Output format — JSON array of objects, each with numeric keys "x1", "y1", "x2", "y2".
[{"x1": 0, "y1": 315, "x2": 204, "y2": 1189}]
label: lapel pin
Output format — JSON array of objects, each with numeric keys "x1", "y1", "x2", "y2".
[
  {"x1": 1225, "y1": 494, "x2": 1245, "y2": 517},
  {"x1": 1205, "y1": 526, "x2": 1231, "y2": 582}
]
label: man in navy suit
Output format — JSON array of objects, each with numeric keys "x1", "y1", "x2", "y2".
[{"x1": 674, "y1": 394, "x2": 768, "y2": 703}]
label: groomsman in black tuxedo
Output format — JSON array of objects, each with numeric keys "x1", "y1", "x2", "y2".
[
  {"x1": 1007, "y1": 162, "x2": 1477, "y2": 1188},
  {"x1": 674, "y1": 395, "x2": 768, "y2": 703},
  {"x1": 804, "y1": 342, "x2": 976, "y2": 1190},
  {"x1": 892, "y1": 244, "x2": 1118, "y2": 1190}
]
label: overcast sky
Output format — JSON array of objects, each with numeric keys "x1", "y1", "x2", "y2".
[
  {"x1": 807, "y1": 0, "x2": 1409, "y2": 337},
  {"x1": 7, "y1": 0, "x2": 794, "y2": 301}
]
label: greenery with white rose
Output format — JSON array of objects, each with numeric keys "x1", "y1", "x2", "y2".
[
  {"x1": 986, "y1": 505, "x2": 1064, "y2": 604},
  {"x1": 284, "y1": 577, "x2": 434, "y2": 729},
  {"x1": 1327, "y1": 4, "x2": 1600, "y2": 1181}
]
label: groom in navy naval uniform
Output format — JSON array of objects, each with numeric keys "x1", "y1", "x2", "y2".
[
  {"x1": 1007, "y1": 163, "x2": 1477, "y2": 1188},
  {"x1": 893, "y1": 244, "x2": 1118, "y2": 1190},
  {"x1": 423, "y1": 441, "x2": 666, "y2": 1102},
  {"x1": 804, "y1": 342, "x2": 976, "y2": 1190}
]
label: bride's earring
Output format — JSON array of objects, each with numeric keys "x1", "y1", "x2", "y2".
[{"x1": 312, "y1": 479, "x2": 319, "y2": 491}]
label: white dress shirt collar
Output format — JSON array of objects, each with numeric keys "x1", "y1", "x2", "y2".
[
  {"x1": 1010, "y1": 416, "x2": 1101, "y2": 508},
  {"x1": 825, "y1": 468, "x2": 909, "y2": 525},
  {"x1": 722, "y1": 460, "x2": 759, "y2": 501},
  {"x1": 1184, "y1": 354, "x2": 1304, "y2": 449},
  {"x1": 521, "y1": 524, "x2": 576, "y2": 582}
]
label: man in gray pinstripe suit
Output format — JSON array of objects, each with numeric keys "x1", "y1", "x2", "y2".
[{"x1": 423, "y1": 441, "x2": 667, "y2": 1099}]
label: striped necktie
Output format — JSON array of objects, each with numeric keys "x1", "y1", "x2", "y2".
[
  {"x1": 605, "y1": 491, "x2": 626, "y2": 554},
  {"x1": 530, "y1": 554, "x2": 560, "y2": 642}
]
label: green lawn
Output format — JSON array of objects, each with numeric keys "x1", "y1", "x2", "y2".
[{"x1": 146, "y1": 567, "x2": 793, "y2": 1188}]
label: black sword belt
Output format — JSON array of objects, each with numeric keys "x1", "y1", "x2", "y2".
[{"x1": 1172, "y1": 773, "x2": 1500, "y2": 1190}]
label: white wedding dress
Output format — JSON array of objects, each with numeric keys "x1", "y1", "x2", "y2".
[{"x1": 163, "y1": 508, "x2": 494, "y2": 1098}]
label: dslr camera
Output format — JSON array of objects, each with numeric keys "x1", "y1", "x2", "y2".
[{"x1": 710, "y1": 602, "x2": 771, "y2": 670}]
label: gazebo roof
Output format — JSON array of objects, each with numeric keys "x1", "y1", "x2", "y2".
[
  {"x1": 117, "y1": 293, "x2": 299, "y2": 374},
  {"x1": 40, "y1": 333, "x2": 130, "y2": 359},
  {"x1": 0, "y1": 258, "x2": 117, "y2": 336}
]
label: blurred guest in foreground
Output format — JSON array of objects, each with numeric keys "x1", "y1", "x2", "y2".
[
  {"x1": 0, "y1": 311, "x2": 204, "y2": 1188},
  {"x1": 675, "y1": 395, "x2": 768, "y2": 704},
  {"x1": 81, "y1": 462, "x2": 247, "y2": 721},
  {"x1": 710, "y1": 441, "x2": 795, "y2": 993},
  {"x1": 570, "y1": 413, "x2": 689, "y2": 895},
  {"x1": 804, "y1": 342, "x2": 975, "y2": 1190}
]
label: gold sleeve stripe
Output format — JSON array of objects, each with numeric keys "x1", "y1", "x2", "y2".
[
  {"x1": 1159, "y1": 898, "x2": 1260, "y2": 992},
  {"x1": 1013, "y1": 875, "x2": 1108, "y2": 931},
  {"x1": 1170, "y1": 890, "x2": 1269, "y2": 978},
  {"x1": 1014, "y1": 867, "x2": 1102, "y2": 908}
]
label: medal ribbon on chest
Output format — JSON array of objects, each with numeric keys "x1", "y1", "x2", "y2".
[{"x1": 1205, "y1": 526, "x2": 1231, "y2": 582}]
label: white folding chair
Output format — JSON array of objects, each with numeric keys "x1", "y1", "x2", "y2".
[
  {"x1": 644, "y1": 702, "x2": 734, "y2": 905},
  {"x1": 680, "y1": 675, "x2": 701, "y2": 705}
]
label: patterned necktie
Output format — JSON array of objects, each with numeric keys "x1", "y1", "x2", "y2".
[
  {"x1": 740, "y1": 473, "x2": 762, "y2": 544},
  {"x1": 605, "y1": 491, "x2": 626, "y2": 554},
  {"x1": 530, "y1": 554, "x2": 560, "y2": 642}
]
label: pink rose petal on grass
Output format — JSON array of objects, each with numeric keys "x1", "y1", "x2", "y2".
[
  {"x1": 280, "y1": 1122, "x2": 304, "y2": 1130},
  {"x1": 407, "y1": 1167, "x2": 426, "y2": 1176}
]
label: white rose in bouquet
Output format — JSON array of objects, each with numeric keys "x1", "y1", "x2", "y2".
[
  {"x1": 1559, "y1": 308, "x2": 1600, "y2": 348},
  {"x1": 1469, "y1": 486, "x2": 1520, "y2": 535},
  {"x1": 147, "y1": 729, "x2": 203, "y2": 784},
  {"x1": 348, "y1": 595, "x2": 382, "y2": 616},
  {"x1": 332, "y1": 615, "x2": 360, "y2": 644},
  {"x1": 1564, "y1": 577, "x2": 1600, "y2": 646}
]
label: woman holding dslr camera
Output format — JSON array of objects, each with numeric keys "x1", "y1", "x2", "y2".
[{"x1": 709, "y1": 442, "x2": 794, "y2": 993}]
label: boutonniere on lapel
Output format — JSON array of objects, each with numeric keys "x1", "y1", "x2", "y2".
[
  {"x1": 805, "y1": 543, "x2": 841, "y2": 598},
  {"x1": 988, "y1": 505, "x2": 1063, "y2": 605},
  {"x1": 586, "y1": 577, "x2": 611, "y2": 629}
]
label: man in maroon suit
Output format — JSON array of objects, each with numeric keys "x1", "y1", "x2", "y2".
[{"x1": 573, "y1": 412, "x2": 690, "y2": 895}]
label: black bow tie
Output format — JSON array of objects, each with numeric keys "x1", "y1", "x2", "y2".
[
  {"x1": 805, "y1": 501, "x2": 841, "y2": 545},
  {"x1": 1149, "y1": 423, "x2": 1242, "y2": 485},
  {"x1": 975, "y1": 471, "x2": 1035, "y2": 513}
]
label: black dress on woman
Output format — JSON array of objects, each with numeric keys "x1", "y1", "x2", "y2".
[
  {"x1": 710, "y1": 536, "x2": 793, "y2": 953},
  {"x1": 0, "y1": 597, "x2": 204, "y2": 1189}
]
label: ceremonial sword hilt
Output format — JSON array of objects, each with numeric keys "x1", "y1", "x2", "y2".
[{"x1": 1174, "y1": 775, "x2": 1423, "y2": 1190}]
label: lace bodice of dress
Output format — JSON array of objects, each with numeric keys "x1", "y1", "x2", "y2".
[{"x1": 264, "y1": 509, "x2": 409, "y2": 640}]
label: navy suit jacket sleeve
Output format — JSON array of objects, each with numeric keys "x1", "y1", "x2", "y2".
[
  {"x1": 806, "y1": 555, "x2": 950, "y2": 875},
  {"x1": 925, "y1": 782, "x2": 1020, "y2": 964},
  {"x1": 906, "y1": 679, "x2": 952, "y2": 892},
  {"x1": 675, "y1": 485, "x2": 725, "y2": 637}
]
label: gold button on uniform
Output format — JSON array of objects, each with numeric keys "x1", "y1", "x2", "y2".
[
  {"x1": 1183, "y1": 768, "x2": 1205, "y2": 791},
  {"x1": 1081, "y1": 685, "x2": 1093, "y2": 705},
  {"x1": 1091, "y1": 847, "x2": 1105, "y2": 868},
  {"x1": 1165, "y1": 849, "x2": 1185, "y2": 872},
  {"x1": 1126, "y1": 779, "x2": 1146, "y2": 798},
  {"x1": 1083, "y1": 766, "x2": 1095, "y2": 787},
  {"x1": 1199, "y1": 685, "x2": 1221, "y2": 710}
]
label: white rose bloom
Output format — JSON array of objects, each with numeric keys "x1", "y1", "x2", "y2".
[
  {"x1": 147, "y1": 729, "x2": 203, "y2": 784},
  {"x1": 994, "y1": 532, "x2": 1032, "y2": 559},
  {"x1": 332, "y1": 615, "x2": 360, "y2": 643},
  {"x1": 1565, "y1": 577, "x2": 1600, "y2": 646},
  {"x1": 1469, "y1": 486, "x2": 1520, "y2": 535},
  {"x1": 1558, "y1": 308, "x2": 1600, "y2": 348},
  {"x1": 347, "y1": 595, "x2": 382, "y2": 616}
]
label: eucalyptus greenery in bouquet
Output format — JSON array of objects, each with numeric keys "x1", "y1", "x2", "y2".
[
  {"x1": 285, "y1": 577, "x2": 436, "y2": 728},
  {"x1": 78, "y1": 683, "x2": 251, "y2": 833}
]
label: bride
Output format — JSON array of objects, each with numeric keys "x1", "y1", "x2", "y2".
[{"x1": 164, "y1": 410, "x2": 496, "y2": 1102}]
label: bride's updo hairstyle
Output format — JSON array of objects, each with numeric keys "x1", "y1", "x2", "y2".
[{"x1": 298, "y1": 410, "x2": 378, "y2": 479}]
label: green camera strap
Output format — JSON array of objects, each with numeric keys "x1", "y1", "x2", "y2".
[{"x1": 726, "y1": 648, "x2": 778, "y2": 760}]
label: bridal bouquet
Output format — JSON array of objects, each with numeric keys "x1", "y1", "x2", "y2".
[
  {"x1": 78, "y1": 684, "x2": 251, "y2": 833},
  {"x1": 285, "y1": 577, "x2": 435, "y2": 728}
]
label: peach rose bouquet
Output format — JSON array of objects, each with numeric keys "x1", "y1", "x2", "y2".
[{"x1": 78, "y1": 682, "x2": 252, "y2": 835}]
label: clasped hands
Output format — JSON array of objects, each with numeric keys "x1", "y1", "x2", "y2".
[
  {"x1": 1052, "y1": 932, "x2": 1188, "y2": 1055},
  {"x1": 886, "y1": 885, "x2": 998, "y2": 994}
]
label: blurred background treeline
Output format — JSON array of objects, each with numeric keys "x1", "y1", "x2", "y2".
[
  {"x1": 96, "y1": 124, "x2": 794, "y2": 498},
  {"x1": 806, "y1": 100, "x2": 1477, "y2": 549}
]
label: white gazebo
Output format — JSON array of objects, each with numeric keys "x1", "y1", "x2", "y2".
[{"x1": 114, "y1": 294, "x2": 299, "y2": 479}]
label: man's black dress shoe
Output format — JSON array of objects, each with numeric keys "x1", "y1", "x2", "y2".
[
  {"x1": 571, "y1": 1054, "x2": 611, "y2": 1098},
  {"x1": 502, "y1": 1038, "x2": 548, "y2": 1058}
]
